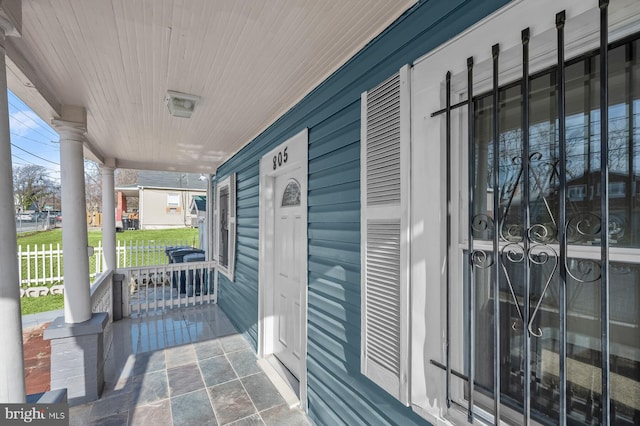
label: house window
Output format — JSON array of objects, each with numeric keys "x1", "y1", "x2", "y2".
[
  {"x1": 166, "y1": 193, "x2": 181, "y2": 213},
  {"x1": 405, "y1": 1, "x2": 640, "y2": 424},
  {"x1": 216, "y1": 174, "x2": 236, "y2": 280},
  {"x1": 567, "y1": 185, "x2": 586, "y2": 201},
  {"x1": 609, "y1": 181, "x2": 626, "y2": 198},
  {"x1": 465, "y1": 27, "x2": 640, "y2": 426},
  {"x1": 167, "y1": 194, "x2": 180, "y2": 206}
]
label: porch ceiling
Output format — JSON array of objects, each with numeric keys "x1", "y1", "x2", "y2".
[{"x1": 5, "y1": 0, "x2": 416, "y2": 173}]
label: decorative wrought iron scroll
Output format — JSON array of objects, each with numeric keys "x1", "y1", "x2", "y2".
[{"x1": 432, "y1": 2, "x2": 617, "y2": 424}]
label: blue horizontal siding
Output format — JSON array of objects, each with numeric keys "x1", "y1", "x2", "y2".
[
  {"x1": 309, "y1": 240, "x2": 360, "y2": 266},
  {"x1": 308, "y1": 143, "x2": 360, "y2": 175},
  {"x1": 214, "y1": 0, "x2": 511, "y2": 424},
  {"x1": 236, "y1": 235, "x2": 259, "y2": 251},
  {"x1": 217, "y1": 273, "x2": 259, "y2": 348},
  {"x1": 310, "y1": 102, "x2": 360, "y2": 142},
  {"x1": 309, "y1": 124, "x2": 360, "y2": 161},
  {"x1": 308, "y1": 221, "x2": 359, "y2": 244},
  {"x1": 309, "y1": 202, "x2": 360, "y2": 224},
  {"x1": 309, "y1": 130, "x2": 360, "y2": 161},
  {"x1": 309, "y1": 161, "x2": 360, "y2": 190},
  {"x1": 237, "y1": 174, "x2": 259, "y2": 190},
  {"x1": 308, "y1": 181, "x2": 360, "y2": 207}
]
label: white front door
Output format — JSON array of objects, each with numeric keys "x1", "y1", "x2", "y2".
[
  {"x1": 273, "y1": 171, "x2": 304, "y2": 378},
  {"x1": 259, "y1": 128, "x2": 308, "y2": 407}
]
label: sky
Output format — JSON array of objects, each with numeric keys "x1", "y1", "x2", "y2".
[{"x1": 8, "y1": 89, "x2": 61, "y2": 184}]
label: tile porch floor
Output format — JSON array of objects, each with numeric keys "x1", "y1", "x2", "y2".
[{"x1": 65, "y1": 304, "x2": 311, "y2": 426}]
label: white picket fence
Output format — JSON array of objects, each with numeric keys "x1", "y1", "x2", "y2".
[{"x1": 17, "y1": 239, "x2": 197, "y2": 288}]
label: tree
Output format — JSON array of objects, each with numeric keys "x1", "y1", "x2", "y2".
[
  {"x1": 83, "y1": 164, "x2": 141, "y2": 212},
  {"x1": 84, "y1": 160, "x2": 102, "y2": 212},
  {"x1": 115, "y1": 168, "x2": 138, "y2": 186},
  {"x1": 12, "y1": 164, "x2": 56, "y2": 211},
  {"x1": 115, "y1": 168, "x2": 139, "y2": 210},
  {"x1": 41, "y1": 184, "x2": 61, "y2": 211}
]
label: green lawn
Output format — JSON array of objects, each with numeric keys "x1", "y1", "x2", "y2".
[
  {"x1": 21, "y1": 294, "x2": 64, "y2": 316},
  {"x1": 16, "y1": 229, "x2": 64, "y2": 246},
  {"x1": 18, "y1": 227, "x2": 199, "y2": 316},
  {"x1": 17, "y1": 227, "x2": 198, "y2": 247}
]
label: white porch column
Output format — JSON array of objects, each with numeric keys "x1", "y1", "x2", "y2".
[
  {"x1": 101, "y1": 165, "x2": 116, "y2": 271},
  {"x1": 206, "y1": 173, "x2": 213, "y2": 261},
  {"x1": 0, "y1": 18, "x2": 26, "y2": 402},
  {"x1": 53, "y1": 117, "x2": 91, "y2": 324},
  {"x1": 43, "y1": 125, "x2": 108, "y2": 403}
]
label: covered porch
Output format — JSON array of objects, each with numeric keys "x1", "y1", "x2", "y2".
[
  {"x1": 22, "y1": 303, "x2": 309, "y2": 425},
  {"x1": 0, "y1": 0, "x2": 414, "y2": 415},
  {"x1": 69, "y1": 304, "x2": 308, "y2": 426}
]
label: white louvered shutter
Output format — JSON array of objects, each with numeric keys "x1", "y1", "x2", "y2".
[
  {"x1": 228, "y1": 172, "x2": 237, "y2": 281},
  {"x1": 360, "y1": 65, "x2": 410, "y2": 405}
]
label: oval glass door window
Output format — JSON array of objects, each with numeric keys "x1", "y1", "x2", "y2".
[{"x1": 281, "y1": 179, "x2": 301, "y2": 207}]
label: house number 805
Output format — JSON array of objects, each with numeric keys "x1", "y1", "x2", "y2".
[{"x1": 273, "y1": 147, "x2": 288, "y2": 170}]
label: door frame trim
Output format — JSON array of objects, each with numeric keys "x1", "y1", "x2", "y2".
[{"x1": 258, "y1": 128, "x2": 308, "y2": 411}]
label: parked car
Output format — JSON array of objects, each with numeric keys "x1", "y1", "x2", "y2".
[{"x1": 17, "y1": 213, "x2": 34, "y2": 221}]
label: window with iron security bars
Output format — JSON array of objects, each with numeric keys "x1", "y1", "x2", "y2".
[{"x1": 432, "y1": 3, "x2": 640, "y2": 425}]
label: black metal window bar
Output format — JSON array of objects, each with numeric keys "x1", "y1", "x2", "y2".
[{"x1": 432, "y1": 1, "x2": 640, "y2": 424}]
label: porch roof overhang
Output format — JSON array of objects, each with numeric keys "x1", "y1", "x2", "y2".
[
  {"x1": 6, "y1": 0, "x2": 416, "y2": 174},
  {"x1": 115, "y1": 185, "x2": 138, "y2": 198}
]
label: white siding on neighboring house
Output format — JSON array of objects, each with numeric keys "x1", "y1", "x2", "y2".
[{"x1": 138, "y1": 188, "x2": 205, "y2": 229}]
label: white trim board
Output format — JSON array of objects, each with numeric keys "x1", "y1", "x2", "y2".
[{"x1": 258, "y1": 128, "x2": 309, "y2": 412}]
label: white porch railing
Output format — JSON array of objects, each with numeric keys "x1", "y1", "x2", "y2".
[
  {"x1": 90, "y1": 269, "x2": 114, "y2": 361},
  {"x1": 16, "y1": 239, "x2": 215, "y2": 317},
  {"x1": 17, "y1": 239, "x2": 196, "y2": 288},
  {"x1": 121, "y1": 261, "x2": 216, "y2": 317}
]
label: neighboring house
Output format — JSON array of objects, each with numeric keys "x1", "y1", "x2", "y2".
[
  {"x1": 190, "y1": 195, "x2": 209, "y2": 252},
  {"x1": 116, "y1": 171, "x2": 207, "y2": 230},
  {"x1": 211, "y1": 2, "x2": 640, "y2": 426},
  {"x1": 189, "y1": 195, "x2": 207, "y2": 226}
]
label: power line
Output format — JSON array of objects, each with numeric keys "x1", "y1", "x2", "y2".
[
  {"x1": 11, "y1": 159, "x2": 61, "y2": 185},
  {"x1": 8, "y1": 100, "x2": 57, "y2": 134},
  {"x1": 11, "y1": 153, "x2": 32, "y2": 164},
  {"x1": 8, "y1": 106, "x2": 58, "y2": 141},
  {"x1": 10, "y1": 131, "x2": 57, "y2": 147},
  {"x1": 12, "y1": 152, "x2": 58, "y2": 169},
  {"x1": 7, "y1": 92, "x2": 58, "y2": 136},
  {"x1": 12, "y1": 158, "x2": 60, "y2": 178},
  {"x1": 12, "y1": 154, "x2": 60, "y2": 175},
  {"x1": 10, "y1": 142, "x2": 60, "y2": 166},
  {"x1": 9, "y1": 110, "x2": 58, "y2": 139}
]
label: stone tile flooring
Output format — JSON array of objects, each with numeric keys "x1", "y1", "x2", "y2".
[{"x1": 69, "y1": 304, "x2": 311, "y2": 426}]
